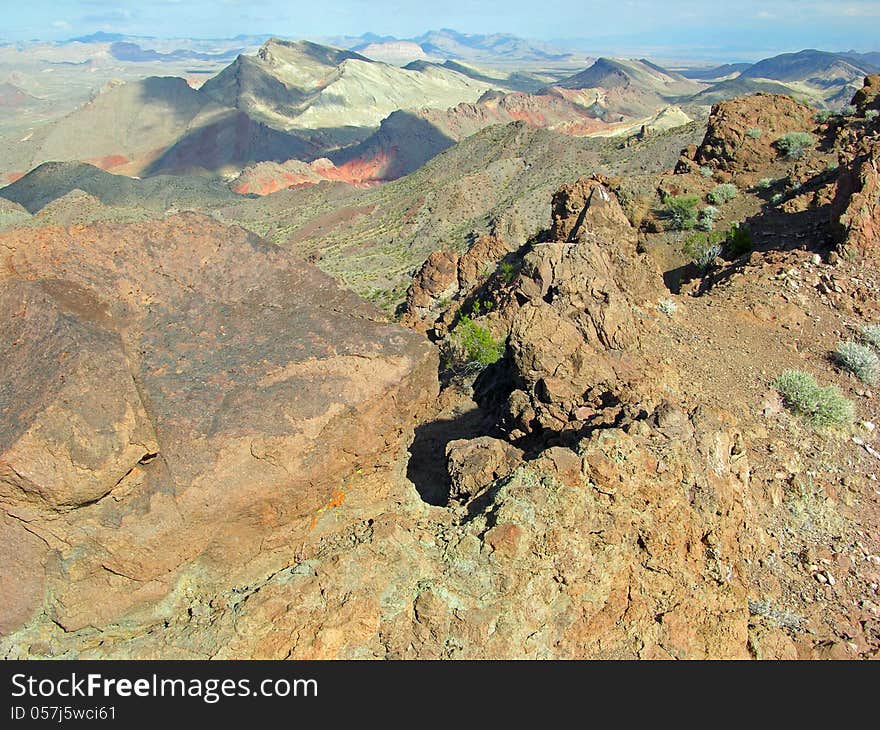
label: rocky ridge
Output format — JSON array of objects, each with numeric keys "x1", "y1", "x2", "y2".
[{"x1": 3, "y1": 80, "x2": 880, "y2": 659}]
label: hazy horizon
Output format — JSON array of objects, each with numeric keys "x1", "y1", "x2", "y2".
[{"x1": 2, "y1": 1, "x2": 879, "y2": 62}]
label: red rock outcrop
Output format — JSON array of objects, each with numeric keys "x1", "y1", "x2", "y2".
[
  {"x1": 676, "y1": 93, "x2": 816, "y2": 176},
  {"x1": 829, "y1": 76, "x2": 880, "y2": 258},
  {"x1": 834, "y1": 147, "x2": 880, "y2": 258},
  {"x1": 399, "y1": 234, "x2": 513, "y2": 333},
  {"x1": 503, "y1": 178, "x2": 666, "y2": 438},
  {"x1": 2, "y1": 398, "x2": 753, "y2": 659},
  {"x1": 0, "y1": 213, "x2": 438, "y2": 635}
]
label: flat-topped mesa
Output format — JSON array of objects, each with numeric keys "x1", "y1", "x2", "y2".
[{"x1": 0, "y1": 212, "x2": 438, "y2": 635}]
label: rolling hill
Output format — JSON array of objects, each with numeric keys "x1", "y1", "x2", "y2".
[
  {"x1": 689, "y1": 77, "x2": 802, "y2": 106},
  {"x1": 0, "y1": 161, "x2": 237, "y2": 214},
  {"x1": 679, "y1": 62, "x2": 752, "y2": 80},
  {"x1": 737, "y1": 49, "x2": 877, "y2": 107},
  {"x1": 545, "y1": 58, "x2": 704, "y2": 119},
  {"x1": 0, "y1": 75, "x2": 320, "y2": 178},
  {"x1": 739, "y1": 49, "x2": 875, "y2": 83},
  {"x1": 199, "y1": 38, "x2": 493, "y2": 133}
]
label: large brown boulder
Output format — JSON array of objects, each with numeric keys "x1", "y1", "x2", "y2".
[
  {"x1": 407, "y1": 249, "x2": 459, "y2": 308},
  {"x1": 446, "y1": 436, "x2": 523, "y2": 503},
  {"x1": 550, "y1": 176, "x2": 637, "y2": 243},
  {"x1": 679, "y1": 93, "x2": 816, "y2": 175},
  {"x1": 851, "y1": 74, "x2": 880, "y2": 114},
  {"x1": 504, "y1": 178, "x2": 666, "y2": 439},
  {"x1": 0, "y1": 213, "x2": 438, "y2": 635}
]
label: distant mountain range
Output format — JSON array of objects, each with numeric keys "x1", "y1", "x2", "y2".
[
  {"x1": 679, "y1": 48, "x2": 878, "y2": 108},
  {"x1": 352, "y1": 28, "x2": 584, "y2": 65},
  {"x1": 108, "y1": 42, "x2": 242, "y2": 63},
  {"x1": 62, "y1": 28, "x2": 588, "y2": 67},
  {"x1": 1, "y1": 37, "x2": 878, "y2": 191}
]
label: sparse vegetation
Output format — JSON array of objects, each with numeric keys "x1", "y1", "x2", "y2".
[
  {"x1": 699, "y1": 165, "x2": 714, "y2": 178},
  {"x1": 498, "y1": 260, "x2": 519, "y2": 284},
  {"x1": 696, "y1": 205, "x2": 719, "y2": 231},
  {"x1": 447, "y1": 315, "x2": 505, "y2": 367},
  {"x1": 706, "y1": 183, "x2": 738, "y2": 205},
  {"x1": 660, "y1": 193, "x2": 700, "y2": 231},
  {"x1": 726, "y1": 222, "x2": 753, "y2": 256},
  {"x1": 657, "y1": 298, "x2": 677, "y2": 316},
  {"x1": 834, "y1": 340, "x2": 879, "y2": 384},
  {"x1": 841, "y1": 104, "x2": 857, "y2": 117},
  {"x1": 773, "y1": 369, "x2": 855, "y2": 428},
  {"x1": 756, "y1": 177, "x2": 776, "y2": 190},
  {"x1": 748, "y1": 599, "x2": 804, "y2": 631},
  {"x1": 775, "y1": 132, "x2": 815, "y2": 160},
  {"x1": 815, "y1": 110, "x2": 834, "y2": 124},
  {"x1": 683, "y1": 231, "x2": 723, "y2": 271},
  {"x1": 866, "y1": 109, "x2": 879, "y2": 121},
  {"x1": 771, "y1": 192, "x2": 785, "y2": 205},
  {"x1": 746, "y1": 127, "x2": 762, "y2": 139},
  {"x1": 860, "y1": 324, "x2": 880, "y2": 349},
  {"x1": 685, "y1": 221, "x2": 753, "y2": 264}
]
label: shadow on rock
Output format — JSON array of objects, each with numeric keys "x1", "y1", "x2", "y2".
[{"x1": 406, "y1": 404, "x2": 499, "y2": 506}]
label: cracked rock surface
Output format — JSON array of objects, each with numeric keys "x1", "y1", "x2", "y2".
[{"x1": 0, "y1": 213, "x2": 438, "y2": 636}]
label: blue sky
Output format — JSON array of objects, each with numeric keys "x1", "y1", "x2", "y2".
[{"x1": 4, "y1": 1, "x2": 879, "y2": 58}]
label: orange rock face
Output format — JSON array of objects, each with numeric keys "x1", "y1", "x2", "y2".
[{"x1": 677, "y1": 93, "x2": 816, "y2": 176}]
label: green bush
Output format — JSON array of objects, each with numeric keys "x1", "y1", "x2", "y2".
[
  {"x1": 841, "y1": 105, "x2": 857, "y2": 117},
  {"x1": 699, "y1": 165, "x2": 714, "y2": 178},
  {"x1": 835, "y1": 340, "x2": 879, "y2": 384},
  {"x1": 707, "y1": 183, "x2": 738, "y2": 205},
  {"x1": 775, "y1": 132, "x2": 815, "y2": 160},
  {"x1": 683, "y1": 231, "x2": 723, "y2": 270},
  {"x1": 771, "y1": 192, "x2": 784, "y2": 205},
  {"x1": 815, "y1": 110, "x2": 834, "y2": 123},
  {"x1": 773, "y1": 370, "x2": 855, "y2": 428},
  {"x1": 498, "y1": 260, "x2": 519, "y2": 284},
  {"x1": 660, "y1": 194, "x2": 700, "y2": 230},
  {"x1": 727, "y1": 223, "x2": 753, "y2": 256},
  {"x1": 686, "y1": 222, "x2": 753, "y2": 262},
  {"x1": 756, "y1": 177, "x2": 776, "y2": 190},
  {"x1": 448, "y1": 315, "x2": 505, "y2": 366},
  {"x1": 866, "y1": 109, "x2": 879, "y2": 121},
  {"x1": 746, "y1": 128, "x2": 762, "y2": 139}
]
